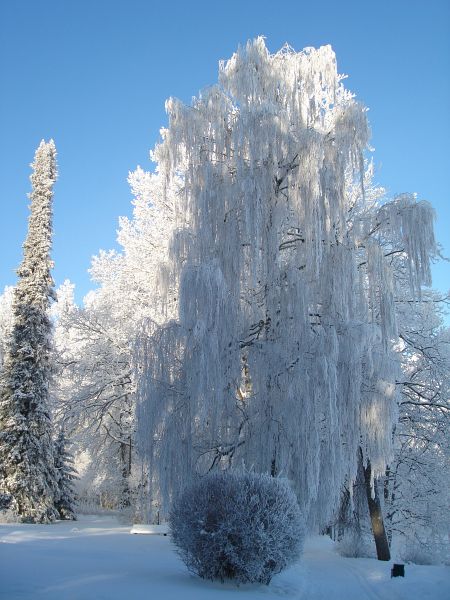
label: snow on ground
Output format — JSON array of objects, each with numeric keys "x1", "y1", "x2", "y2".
[{"x1": 0, "y1": 515, "x2": 448, "y2": 600}]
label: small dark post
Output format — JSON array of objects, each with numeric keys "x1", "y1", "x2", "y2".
[{"x1": 391, "y1": 564, "x2": 405, "y2": 578}]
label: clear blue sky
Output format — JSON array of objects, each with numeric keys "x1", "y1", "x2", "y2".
[{"x1": 0, "y1": 0, "x2": 449, "y2": 306}]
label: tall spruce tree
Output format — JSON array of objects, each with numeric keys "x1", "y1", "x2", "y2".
[{"x1": 0, "y1": 140, "x2": 59, "y2": 523}]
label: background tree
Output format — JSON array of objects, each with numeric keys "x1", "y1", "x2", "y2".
[
  {"x1": 54, "y1": 427, "x2": 77, "y2": 520},
  {"x1": 333, "y1": 281, "x2": 449, "y2": 563},
  {"x1": 51, "y1": 278, "x2": 135, "y2": 509},
  {"x1": 0, "y1": 140, "x2": 59, "y2": 523},
  {"x1": 384, "y1": 293, "x2": 450, "y2": 562},
  {"x1": 50, "y1": 169, "x2": 178, "y2": 510}
]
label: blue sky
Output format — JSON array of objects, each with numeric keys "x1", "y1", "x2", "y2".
[{"x1": 0, "y1": 0, "x2": 449, "y2": 307}]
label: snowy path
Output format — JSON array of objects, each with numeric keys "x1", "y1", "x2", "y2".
[{"x1": 0, "y1": 515, "x2": 448, "y2": 599}]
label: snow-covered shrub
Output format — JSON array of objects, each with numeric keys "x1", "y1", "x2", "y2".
[{"x1": 169, "y1": 471, "x2": 304, "y2": 584}]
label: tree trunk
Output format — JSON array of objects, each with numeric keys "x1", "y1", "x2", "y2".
[{"x1": 362, "y1": 457, "x2": 391, "y2": 561}]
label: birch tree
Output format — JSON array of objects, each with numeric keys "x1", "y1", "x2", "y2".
[
  {"x1": 336, "y1": 293, "x2": 449, "y2": 562},
  {"x1": 135, "y1": 39, "x2": 437, "y2": 533}
]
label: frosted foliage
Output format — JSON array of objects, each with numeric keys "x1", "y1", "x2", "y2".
[
  {"x1": 50, "y1": 165, "x2": 180, "y2": 513},
  {"x1": 365, "y1": 244, "x2": 397, "y2": 344},
  {"x1": 135, "y1": 321, "x2": 188, "y2": 522},
  {"x1": 0, "y1": 287, "x2": 14, "y2": 367},
  {"x1": 88, "y1": 167, "x2": 179, "y2": 332},
  {"x1": 384, "y1": 299, "x2": 450, "y2": 562},
  {"x1": 117, "y1": 168, "x2": 180, "y2": 324},
  {"x1": 169, "y1": 471, "x2": 304, "y2": 584},
  {"x1": 136, "y1": 39, "x2": 436, "y2": 527},
  {"x1": 376, "y1": 194, "x2": 435, "y2": 297},
  {"x1": 51, "y1": 278, "x2": 137, "y2": 512},
  {"x1": 53, "y1": 279, "x2": 75, "y2": 314}
]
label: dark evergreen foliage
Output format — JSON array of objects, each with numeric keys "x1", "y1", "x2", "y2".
[
  {"x1": 54, "y1": 428, "x2": 77, "y2": 520},
  {"x1": 0, "y1": 140, "x2": 59, "y2": 523}
]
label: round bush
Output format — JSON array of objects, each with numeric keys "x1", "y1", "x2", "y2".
[{"x1": 169, "y1": 471, "x2": 304, "y2": 584}]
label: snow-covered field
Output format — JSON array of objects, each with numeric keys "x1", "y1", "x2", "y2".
[{"x1": 0, "y1": 515, "x2": 448, "y2": 600}]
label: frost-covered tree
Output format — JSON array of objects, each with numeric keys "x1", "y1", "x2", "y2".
[
  {"x1": 51, "y1": 279, "x2": 135, "y2": 509},
  {"x1": 54, "y1": 428, "x2": 77, "y2": 520},
  {"x1": 51, "y1": 169, "x2": 179, "y2": 510},
  {"x1": 333, "y1": 291, "x2": 449, "y2": 563},
  {"x1": 135, "y1": 39, "x2": 437, "y2": 533},
  {"x1": 0, "y1": 286, "x2": 14, "y2": 368},
  {"x1": 0, "y1": 140, "x2": 59, "y2": 523},
  {"x1": 384, "y1": 295, "x2": 450, "y2": 562}
]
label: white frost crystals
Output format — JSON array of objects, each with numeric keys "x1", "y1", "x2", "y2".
[
  {"x1": 135, "y1": 38, "x2": 437, "y2": 529},
  {"x1": 169, "y1": 471, "x2": 304, "y2": 584}
]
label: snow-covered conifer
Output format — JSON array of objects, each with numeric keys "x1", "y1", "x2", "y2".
[
  {"x1": 0, "y1": 140, "x2": 59, "y2": 523},
  {"x1": 54, "y1": 428, "x2": 77, "y2": 520}
]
